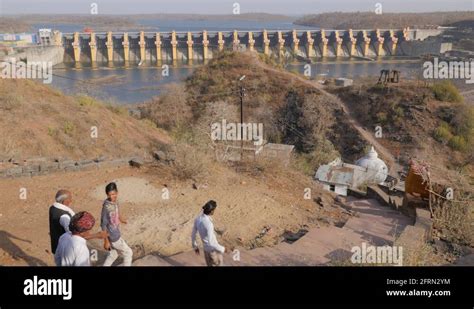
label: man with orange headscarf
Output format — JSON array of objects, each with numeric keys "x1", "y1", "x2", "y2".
[{"x1": 55, "y1": 211, "x2": 98, "y2": 266}]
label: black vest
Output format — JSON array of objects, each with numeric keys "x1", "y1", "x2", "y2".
[{"x1": 49, "y1": 206, "x2": 71, "y2": 254}]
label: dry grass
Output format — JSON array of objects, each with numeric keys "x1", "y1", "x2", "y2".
[
  {"x1": 169, "y1": 142, "x2": 212, "y2": 181},
  {"x1": 401, "y1": 242, "x2": 446, "y2": 266},
  {"x1": 0, "y1": 79, "x2": 170, "y2": 160},
  {"x1": 433, "y1": 197, "x2": 474, "y2": 247}
]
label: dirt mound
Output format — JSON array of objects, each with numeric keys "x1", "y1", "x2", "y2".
[
  {"x1": 0, "y1": 79, "x2": 170, "y2": 161},
  {"x1": 169, "y1": 52, "x2": 368, "y2": 167}
]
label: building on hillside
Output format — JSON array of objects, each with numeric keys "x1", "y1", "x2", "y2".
[
  {"x1": 0, "y1": 33, "x2": 37, "y2": 47},
  {"x1": 255, "y1": 143, "x2": 295, "y2": 166},
  {"x1": 215, "y1": 140, "x2": 294, "y2": 165},
  {"x1": 335, "y1": 78, "x2": 353, "y2": 87},
  {"x1": 314, "y1": 146, "x2": 389, "y2": 196}
]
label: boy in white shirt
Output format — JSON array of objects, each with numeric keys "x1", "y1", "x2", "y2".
[{"x1": 191, "y1": 200, "x2": 227, "y2": 266}]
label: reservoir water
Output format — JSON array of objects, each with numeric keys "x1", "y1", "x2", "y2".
[
  {"x1": 51, "y1": 60, "x2": 423, "y2": 104},
  {"x1": 41, "y1": 19, "x2": 423, "y2": 104}
]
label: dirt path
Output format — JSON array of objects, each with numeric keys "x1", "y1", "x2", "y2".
[
  {"x1": 251, "y1": 56, "x2": 401, "y2": 175},
  {"x1": 134, "y1": 197, "x2": 417, "y2": 266},
  {"x1": 461, "y1": 89, "x2": 474, "y2": 106},
  {"x1": 0, "y1": 164, "x2": 344, "y2": 266}
]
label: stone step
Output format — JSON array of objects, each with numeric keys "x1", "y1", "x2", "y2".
[
  {"x1": 166, "y1": 251, "x2": 206, "y2": 266},
  {"x1": 133, "y1": 198, "x2": 414, "y2": 267},
  {"x1": 343, "y1": 216, "x2": 407, "y2": 245},
  {"x1": 132, "y1": 254, "x2": 174, "y2": 266},
  {"x1": 290, "y1": 226, "x2": 366, "y2": 263},
  {"x1": 346, "y1": 198, "x2": 401, "y2": 215}
]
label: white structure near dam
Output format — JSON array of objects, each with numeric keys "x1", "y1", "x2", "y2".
[{"x1": 315, "y1": 146, "x2": 388, "y2": 196}]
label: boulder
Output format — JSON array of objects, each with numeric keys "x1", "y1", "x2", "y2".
[
  {"x1": 153, "y1": 150, "x2": 166, "y2": 161},
  {"x1": 129, "y1": 158, "x2": 144, "y2": 168}
]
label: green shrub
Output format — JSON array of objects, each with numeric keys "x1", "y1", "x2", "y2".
[
  {"x1": 106, "y1": 104, "x2": 128, "y2": 116},
  {"x1": 63, "y1": 121, "x2": 75, "y2": 136},
  {"x1": 376, "y1": 112, "x2": 388, "y2": 124},
  {"x1": 433, "y1": 122, "x2": 453, "y2": 144},
  {"x1": 394, "y1": 106, "x2": 404, "y2": 117},
  {"x1": 431, "y1": 81, "x2": 464, "y2": 103},
  {"x1": 448, "y1": 135, "x2": 467, "y2": 151},
  {"x1": 47, "y1": 126, "x2": 58, "y2": 137},
  {"x1": 451, "y1": 104, "x2": 474, "y2": 144},
  {"x1": 76, "y1": 95, "x2": 99, "y2": 107}
]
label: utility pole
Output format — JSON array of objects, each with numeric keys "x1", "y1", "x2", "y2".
[{"x1": 239, "y1": 75, "x2": 246, "y2": 160}]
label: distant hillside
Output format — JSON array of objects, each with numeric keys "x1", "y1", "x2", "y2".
[
  {"x1": 1, "y1": 13, "x2": 295, "y2": 33},
  {"x1": 128, "y1": 13, "x2": 294, "y2": 22},
  {"x1": 0, "y1": 17, "x2": 31, "y2": 33},
  {"x1": 294, "y1": 11, "x2": 474, "y2": 29},
  {"x1": 3, "y1": 15, "x2": 139, "y2": 32}
]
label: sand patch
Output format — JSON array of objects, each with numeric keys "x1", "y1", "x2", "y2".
[{"x1": 91, "y1": 177, "x2": 164, "y2": 204}]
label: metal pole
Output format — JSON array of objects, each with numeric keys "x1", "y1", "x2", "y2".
[{"x1": 240, "y1": 85, "x2": 244, "y2": 159}]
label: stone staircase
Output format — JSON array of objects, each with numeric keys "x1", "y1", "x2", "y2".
[{"x1": 133, "y1": 197, "x2": 414, "y2": 266}]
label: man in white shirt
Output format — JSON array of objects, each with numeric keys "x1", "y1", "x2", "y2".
[
  {"x1": 191, "y1": 200, "x2": 226, "y2": 266},
  {"x1": 55, "y1": 211, "x2": 97, "y2": 266}
]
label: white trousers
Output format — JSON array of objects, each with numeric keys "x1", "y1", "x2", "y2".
[{"x1": 103, "y1": 237, "x2": 133, "y2": 266}]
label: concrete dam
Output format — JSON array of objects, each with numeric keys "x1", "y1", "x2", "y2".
[{"x1": 57, "y1": 28, "x2": 445, "y2": 64}]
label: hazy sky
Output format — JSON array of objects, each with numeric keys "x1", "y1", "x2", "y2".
[{"x1": 1, "y1": 0, "x2": 473, "y2": 15}]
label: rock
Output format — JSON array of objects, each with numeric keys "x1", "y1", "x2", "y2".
[
  {"x1": 433, "y1": 239, "x2": 450, "y2": 254},
  {"x1": 54, "y1": 157, "x2": 70, "y2": 163},
  {"x1": 80, "y1": 162, "x2": 98, "y2": 171},
  {"x1": 64, "y1": 165, "x2": 79, "y2": 172},
  {"x1": 93, "y1": 156, "x2": 107, "y2": 163},
  {"x1": 129, "y1": 158, "x2": 144, "y2": 168},
  {"x1": 22, "y1": 165, "x2": 40, "y2": 174},
  {"x1": 192, "y1": 183, "x2": 198, "y2": 190},
  {"x1": 6, "y1": 166, "x2": 22, "y2": 177},
  {"x1": 153, "y1": 150, "x2": 166, "y2": 161},
  {"x1": 451, "y1": 243, "x2": 472, "y2": 256},
  {"x1": 165, "y1": 152, "x2": 176, "y2": 162},
  {"x1": 39, "y1": 161, "x2": 59, "y2": 173},
  {"x1": 58, "y1": 160, "x2": 75, "y2": 169},
  {"x1": 97, "y1": 159, "x2": 127, "y2": 169},
  {"x1": 78, "y1": 159, "x2": 94, "y2": 165},
  {"x1": 314, "y1": 196, "x2": 326, "y2": 208}
]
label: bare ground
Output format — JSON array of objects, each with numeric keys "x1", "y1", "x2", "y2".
[{"x1": 0, "y1": 162, "x2": 346, "y2": 266}]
